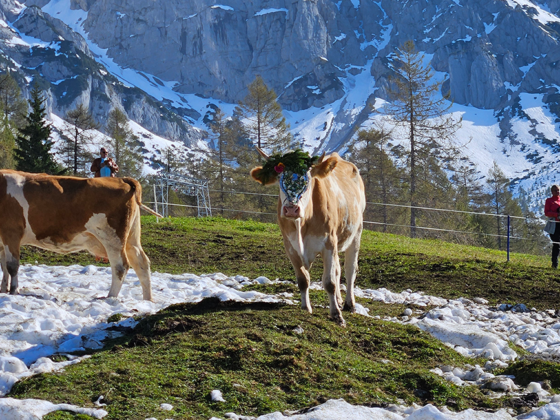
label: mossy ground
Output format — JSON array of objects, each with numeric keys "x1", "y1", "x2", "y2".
[
  {"x1": 10, "y1": 217, "x2": 560, "y2": 419},
  {"x1": 15, "y1": 299, "x2": 500, "y2": 420}
]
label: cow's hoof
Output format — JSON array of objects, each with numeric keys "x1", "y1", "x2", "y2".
[
  {"x1": 330, "y1": 314, "x2": 346, "y2": 327},
  {"x1": 343, "y1": 302, "x2": 356, "y2": 313},
  {"x1": 301, "y1": 304, "x2": 313, "y2": 314}
]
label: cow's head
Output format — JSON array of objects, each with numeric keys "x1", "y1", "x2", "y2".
[{"x1": 251, "y1": 148, "x2": 338, "y2": 219}]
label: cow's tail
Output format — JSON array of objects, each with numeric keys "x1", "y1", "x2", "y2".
[{"x1": 123, "y1": 178, "x2": 164, "y2": 218}]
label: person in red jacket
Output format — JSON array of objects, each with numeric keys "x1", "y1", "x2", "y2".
[
  {"x1": 545, "y1": 184, "x2": 560, "y2": 268},
  {"x1": 90, "y1": 147, "x2": 118, "y2": 178}
]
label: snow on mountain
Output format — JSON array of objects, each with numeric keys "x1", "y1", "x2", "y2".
[{"x1": 3, "y1": 0, "x2": 560, "y2": 213}]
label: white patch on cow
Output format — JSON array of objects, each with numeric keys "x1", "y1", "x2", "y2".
[
  {"x1": 287, "y1": 219, "x2": 305, "y2": 260},
  {"x1": 28, "y1": 213, "x2": 120, "y2": 255},
  {"x1": 5, "y1": 173, "x2": 28, "y2": 219},
  {"x1": 304, "y1": 234, "x2": 327, "y2": 260},
  {"x1": 298, "y1": 177, "x2": 313, "y2": 213},
  {"x1": 85, "y1": 214, "x2": 120, "y2": 246},
  {"x1": 4, "y1": 173, "x2": 34, "y2": 239},
  {"x1": 30, "y1": 233, "x2": 94, "y2": 253}
]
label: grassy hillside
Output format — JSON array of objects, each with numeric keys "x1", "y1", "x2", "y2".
[
  {"x1": 9, "y1": 217, "x2": 560, "y2": 419},
  {"x1": 20, "y1": 216, "x2": 558, "y2": 310}
]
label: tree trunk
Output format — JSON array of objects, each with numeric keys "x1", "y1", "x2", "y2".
[
  {"x1": 73, "y1": 127, "x2": 78, "y2": 176},
  {"x1": 379, "y1": 145, "x2": 388, "y2": 233},
  {"x1": 409, "y1": 102, "x2": 417, "y2": 238}
]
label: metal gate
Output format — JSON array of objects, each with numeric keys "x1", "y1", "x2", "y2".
[{"x1": 153, "y1": 172, "x2": 211, "y2": 218}]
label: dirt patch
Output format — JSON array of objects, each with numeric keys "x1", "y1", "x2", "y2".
[{"x1": 168, "y1": 297, "x2": 286, "y2": 315}]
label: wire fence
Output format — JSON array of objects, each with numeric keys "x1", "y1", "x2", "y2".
[{"x1": 146, "y1": 187, "x2": 554, "y2": 261}]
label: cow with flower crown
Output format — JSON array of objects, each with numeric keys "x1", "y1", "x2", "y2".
[{"x1": 251, "y1": 148, "x2": 366, "y2": 326}]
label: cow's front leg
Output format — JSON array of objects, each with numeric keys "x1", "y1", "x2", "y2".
[
  {"x1": 296, "y1": 265, "x2": 312, "y2": 314},
  {"x1": 286, "y1": 247, "x2": 313, "y2": 313},
  {"x1": 322, "y1": 245, "x2": 345, "y2": 326}
]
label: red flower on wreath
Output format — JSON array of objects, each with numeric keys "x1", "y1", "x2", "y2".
[{"x1": 274, "y1": 162, "x2": 285, "y2": 173}]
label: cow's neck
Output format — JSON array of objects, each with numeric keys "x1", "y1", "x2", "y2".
[
  {"x1": 285, "y1": 198, "x2": 314, "y2": 260},
  {"x1": 287, "y1": 218, "x2": 304, "y2": 259}
]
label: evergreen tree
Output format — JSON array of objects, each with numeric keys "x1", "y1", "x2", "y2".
[
  {"x1": 485, "y1": 162, "x2": 522, "y2": 250},
  {"x1": 0, "y1": 111, "x2": 16, "y2": 169},
  {"x1": 156, "y1": 145, "x2": 184, "y2": 174},
  {"x1": 385, "y1": 40, "x2": 461, "y2": 238},
  {"x1": 0, "y1": 73, "x2": 27, "y2": 169},
  {"x1": 106, "y1": 108, "x2": 143, "y2": 178},
  {"x1": 348, "y1": 127, "x2": 406, "y2": 232},
  {"x1": 0, "y1": 72, "x2": 27, "y2": 128},
  {"x1": 60, "y1": 103, "x2": 98, "y2": 176},
  {"x1": 204, "y1": 107, "x2": 238, "y2": 209},
  {"x1": 235, "y1": 75, "x2": 292, "y2": 154},
  {"x1": 449, "y1": 161, "x2": 490, "y2": 245},
  {"x1": 14, "y1": 85, "x2": 60, "y2": 174}
]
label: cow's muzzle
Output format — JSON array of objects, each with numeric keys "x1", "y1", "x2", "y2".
[{"x1": 283, "y1": 204, "x2": 301, "y2": 218}]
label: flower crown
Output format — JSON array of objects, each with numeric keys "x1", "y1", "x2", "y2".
[{"x1": 256, "y1": 149, "x2": 320, "y2": 185}]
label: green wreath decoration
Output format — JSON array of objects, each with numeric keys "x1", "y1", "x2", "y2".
[{"x1": 257, "y1": 149, "x2": 320, "y2": 185}]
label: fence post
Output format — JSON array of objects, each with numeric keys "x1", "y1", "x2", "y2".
[
  {"x1": 507, "y1": 215, "x2": 510, "y2": 262},
  {"x1": 153, "y1": 184, "x2": 159, "y2": 224}
]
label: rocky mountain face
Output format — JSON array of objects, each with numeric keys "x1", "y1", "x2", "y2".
[
  {"x1": 45, "y1": 0, "x2": 560, "y2": 112},
  {"x1": 2, "y1": 0, "x2": 560, "y2": 204},
  {"x1": 0, "y1": 0, "x2": 202, "y2": 146}
]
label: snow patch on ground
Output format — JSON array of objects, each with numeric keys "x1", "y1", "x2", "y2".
[{"x1": 0, "y1": 265, "x2": 560, "y2": 418}]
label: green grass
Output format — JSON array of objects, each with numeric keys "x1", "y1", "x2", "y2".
[
  {"x1": 13, "y1": 299, "x2": 501, "y2": 420},
  {"x1": 9, "y1": 217, "x2": 560, "y2": 419},
  {"x1": 20, "y1": 216, "x2": 559, "y2": 310}
]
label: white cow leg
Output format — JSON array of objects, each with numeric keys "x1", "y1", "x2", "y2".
[
  {"x1": 297, "y1": 266, "x2": 312, "y2": 313},
  {"x1": 322, "y1": 248, "x2": 345, "y2": 326},
  {"x1": 343, "y1": 233, "x2": 361, "y2": 313},
  {"x1": 106, "y1": 247, "x2": 129, "y2": 298},
  {"x1": 334, "y1": 256, "x2": 343, "y2": 308},
  {"x1": 125, "y1": 211, "x2": 152, "y2": 300},
  {"x1": 126, "y1": 243, "x2": 152, "y2": 301},
  {"x1": 0, "y1": 249, "x2": 8, "y2": 293},
  {"x1": 286, "y1": 244, "x2": 313, "y2": 313}
]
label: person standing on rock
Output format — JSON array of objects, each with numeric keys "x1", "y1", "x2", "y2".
[
  {"x1": 91, "y1": 147, "x2": 119, "y2": 178},
  {"x1": 545, "y1": 184, "x2": 560, "y2": 268}
]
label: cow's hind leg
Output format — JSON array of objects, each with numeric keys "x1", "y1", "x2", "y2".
[
  {"x1": 3, "y1": 245, "x2": 21, "y2": 295},
  {"x1": 334, "y1": 256, "x2": 343, "y2": 308},
  {"x1": 343, "y1": 231, "x2": 362, "y2": 313},
  {"x1": 0, "y1": 249, "x2": 8, "y2": 293},
  {"x1": 106, "y1": 247, "x2": 129, "y2": 298},
  {"x1": 126, "y1": 217, "x2": 152, "y2": 301},
  {"x1": 126, "y1": 243, "x2": 152, "y2": 300},
  {"x1": 322, "y1": 244, "x2": 345, "y2": 326}
]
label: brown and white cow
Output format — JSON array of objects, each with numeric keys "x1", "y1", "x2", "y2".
[
  {"x1": 0, "y1": 170, "x2": 159, "y2": 300},
  {"x1": 251, "y1": 150, "x2": 366, "y2": 325}
]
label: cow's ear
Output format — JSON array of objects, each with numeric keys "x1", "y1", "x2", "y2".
[
  {"x1": 250, "y1": 167, "x2": 278, "y2": 185},
  {"x1": 310, "y1": 156, "x2": 338, "y2": 178}
]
